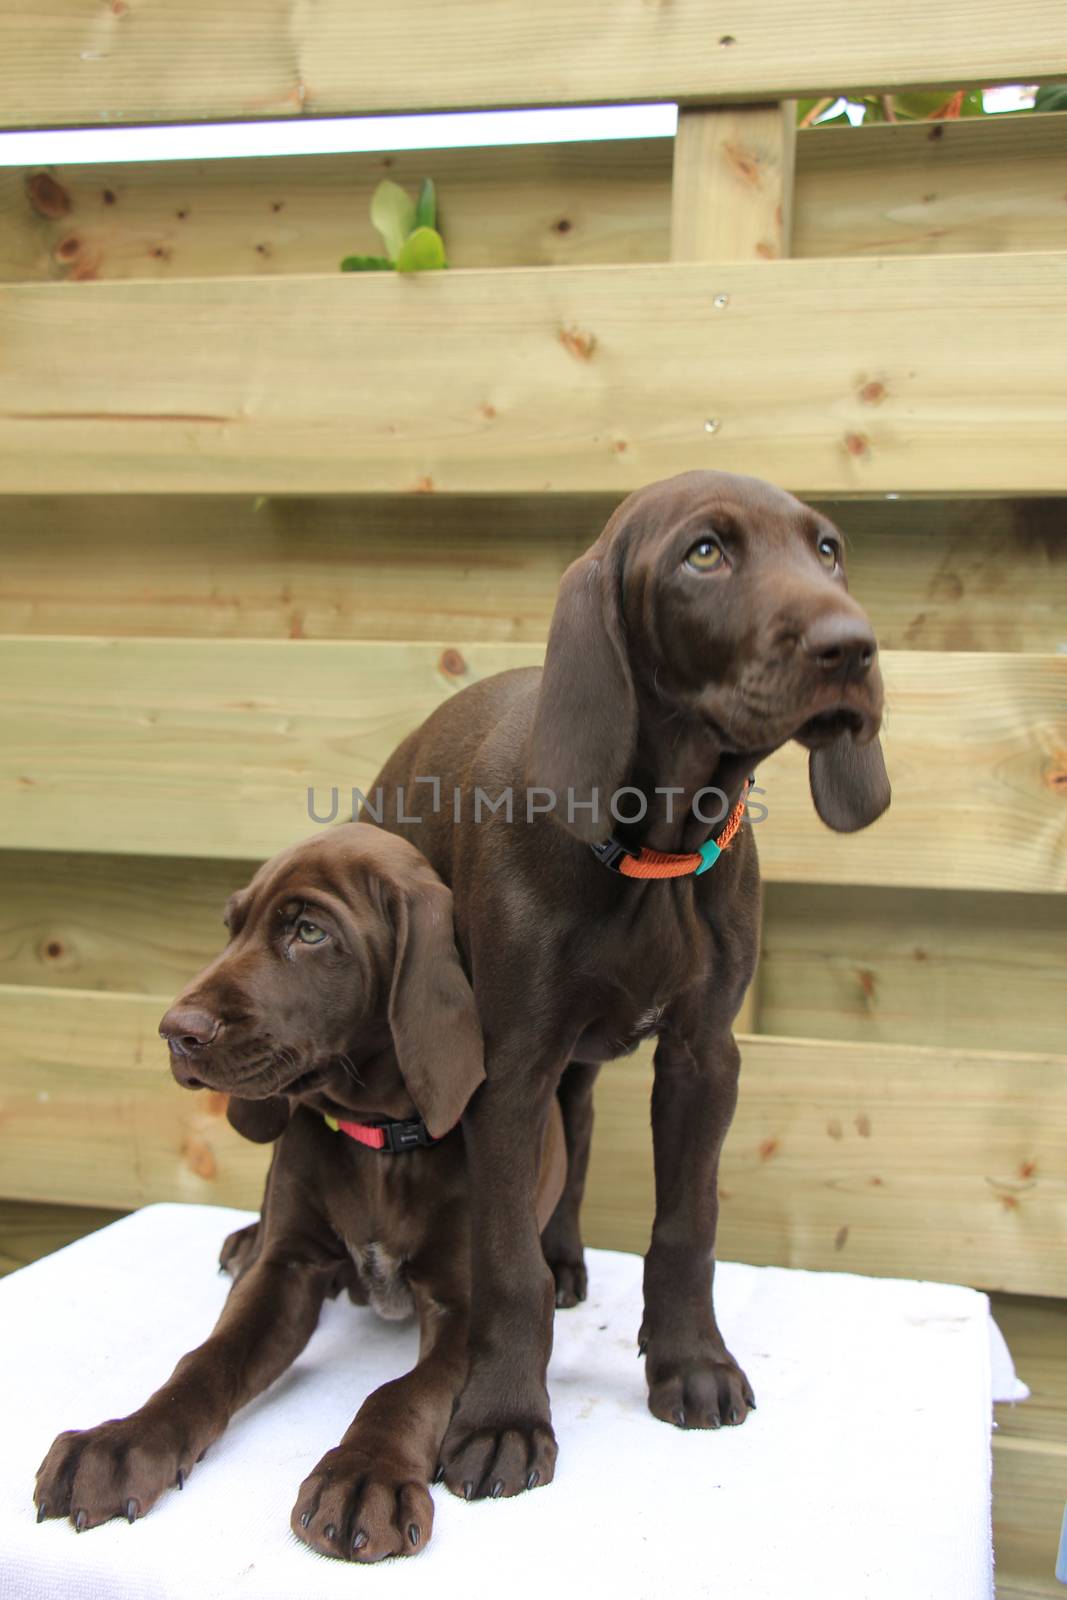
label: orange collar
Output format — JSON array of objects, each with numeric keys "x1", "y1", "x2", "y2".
[{"x1": 590, "y1": 780, "x2": 752, "y2": 880}]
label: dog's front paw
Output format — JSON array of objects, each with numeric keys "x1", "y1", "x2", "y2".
[
  {"x1": 35, "y1": 1416, "x2": 192, "y2": 1530},
  {"x1": 641, "y1": 1338, "x2": 756, "y2": 1430},
  {"x1": 292, "y1": 1447, "x2": 433, "y2": 1561},
  {"x1": 438, "y1": 1400, "x2": 557, "y2": 1502}
]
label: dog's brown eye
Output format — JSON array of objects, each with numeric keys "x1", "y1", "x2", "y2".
[
  {"x1": 686, "y1": 539, "x2": 726, "y2": 573},
  {"x1": 817, "y1": 538, "x2": 839, "y2": 570},
  {"x1": 296, "y1": 920, "x2": 327, "y2": 945}
]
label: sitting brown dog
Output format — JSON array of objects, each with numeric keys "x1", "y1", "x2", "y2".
[{"x1": 35, "y1": 823, "x2": 565, "y2": 1561}]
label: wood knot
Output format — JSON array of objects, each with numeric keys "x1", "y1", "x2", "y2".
[
  {"x1": 723, "y1": 141, "x2": 761, "y2": 188},
  {"x1": 559, "y1": 325, "x2": 597, "y2": 362},
  {"x1": 859, "y1": 381, "x2": 887, "y2": 404},
  {"x1": 439, "y1": 648, "x2": 467, "y2": 678},
  {"x1": 1044, "y1": 764, "x2": 1067, "y2": 793},
  {"x1": 757, "y1": 1136, "x2": 779, "y2": 1162},
  {"x1": 855, "y1": 1113, "x2": 871, "y2": 1138},
  {"x1": 843, "y1": 432, "x2": 870, "y2": 458},
  {"x1": 834, "y1": 1225, "x2": 849, "y2": 1250},
  {"x1": 55, "y1": 234, "x2": 82, "y2": 262},
  {"x1": 42, "y1": 939, "x2": 64, "y2": 961},
  {"x1": 26, "y1": 172, "x2": 72, "y2": 219}
]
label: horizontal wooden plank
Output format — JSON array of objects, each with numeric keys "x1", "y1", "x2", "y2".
[
  {"x1": 2, "y1": 255, "x2": 1066, "y2": 495},
  {"x1": 1, "y1": 639, "x2": 1063, "y2": 892},
  {"x1": 5, "y1": 116, "x2": 1065, "y2": 286},
  {"x1": 3, "y1": 987, "x2": 1064, "y2": 1294},
  {"x1": 759, "y1": 884, "x2": 1067, "y2": 1055},
  {"x1": 0, "y1": 1198, "x2": 126, "y2": 1277},
  {"x1": 0, "y1": 849, "x2": 249, "y2": 995},
  {"x1": 0, "y1": 141, "x2": 671, "y2": 283},
  {"x1": 584, "y1": 1036, "x2": 1067, "y2": 1296},
  {"x1": 3, "y1": 1, "x2": 1065, "y2": 128},
  {"x1": 757, "y1": 652, "x2": 1066, "y2": 891},
  {"x1": 794, "y1": 113, "x2": 1067, "y2": 260},
  {"x1": 1, "y1": 494, "x2": 1062, "y2": 653},
  {"x1": 5, "y1": 850, "x2": 1065, "y2": 1063},
  {"x1": 0, "y1": 988, "x2": 270, "y2": 1209}
]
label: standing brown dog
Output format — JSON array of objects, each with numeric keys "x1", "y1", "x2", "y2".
[
  {"x1": 369, "y1": 470, "x2": 890, "y2": 1501},
  {"x1": 34, "y1": 824, "x2": 565, "y2": 1561}
]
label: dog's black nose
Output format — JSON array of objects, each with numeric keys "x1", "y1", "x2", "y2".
[
  {"x1": 803, "y1": 614, "x2": 877, "y2": 680},
  {"x1": 159, "y1": 1006, "x2": 221, "y2": 1056}
]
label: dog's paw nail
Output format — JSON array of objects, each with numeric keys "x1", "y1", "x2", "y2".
[
  {"x1": 526, "y1": 1469, "x2": 540, "y2": 1490},
  {"x1": 432, "y1": 1463, "x2": 444, "y2": 1484},
  {"x1": 747, "y1": 1397, "x2": 757, "y2": 1411},
  {"x1": 673, "y1": 1408, "x2": 686, "y2": 1427},
  {"x1": 196, "y1": 1449, "x2": 206, "y2": 1463},
  {"x1": 637, "y1": 1339, "x2": 648, "y2": 1357},
  {"x1": 462, "y1": 1481, "x2": 474, "y2": 1502},
  {"x1": 74, "y1": 1510, "x2": 87, "y2": 1533},
  {"x1": 300, "y1": 1510, "x2": 311, "y2": 1528},
  {"x1": 36, "y1": 1503, "x2": 47, "y2": 1524},
  {"x1": 176, "y1": 1469, "x2": 184, "y2": 1491},
  {"x1": 352, "y1": 1530, "x2": 368, "y2": 1552},
  {"x1": 408, "y1": 1523, "x2": 421, "y2": 1547},
  {"x1": 730, "y1": 1407, "x2": 739, "y2": 1424},
  {"x1": 125, "y1": 1499, "x2": 139, "y2": 1524},
  {"x1": 324, "y1": 1523, "x2": 337, "y2": 1541},
  {"x1": 490, "y1": 1479, "x2": 503, "y2": 1499},
  {"x1": 710, "y1": 1414, "x2": 721, "y2": 1430}
]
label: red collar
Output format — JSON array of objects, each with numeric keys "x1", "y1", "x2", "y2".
[
  {"x1": 590, "y1": 780, "x2": 752, "y2": 880},
  {"x1": 323, "y1": 1114, "x2": 436, "y2": 1153}
]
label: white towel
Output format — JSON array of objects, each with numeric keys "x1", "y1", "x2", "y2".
[{"x1": 0, "y1": 1204, "x2": 1021, "y2": 1600}]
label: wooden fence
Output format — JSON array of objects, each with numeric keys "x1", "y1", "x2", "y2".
[{"x1": 0, "y1": 0, "x2": 1064, "y2": 1335}]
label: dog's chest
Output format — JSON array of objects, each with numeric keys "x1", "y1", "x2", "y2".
[{"x1": 350, "y1": 1241, "x2": 415, "y2": 1322}]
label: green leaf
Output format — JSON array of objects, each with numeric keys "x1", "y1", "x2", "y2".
[
  {"x1": 1035, "y1": 83, "x2": 1067, "y2": 113},
  {"x1": 340, "y1": 254, "x2": 396, "y2": 272},
  {"x1": 957, "y1": 89, "x2": 986, "y2": 117},
  {"x1": 889, "y1": 90, "x2": 959, "y2": 121},
  {"x1": 415, "y1": 176, "x2": 437, "y2": 231},
  {"x1": 370, "y1": 179, "x2": 416, "y2": 260},
  {"x1": 395, "y1": 226, "x2": 447, "y2": 273}
]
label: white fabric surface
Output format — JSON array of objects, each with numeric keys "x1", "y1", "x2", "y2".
[{"x1": 0, "y1": 1204, "x2": 1019, "y2": 1600}]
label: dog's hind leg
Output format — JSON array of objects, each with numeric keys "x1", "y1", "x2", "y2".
[{"x1": 540, "y1": 1060, "x2": 600, "y2": 1307}]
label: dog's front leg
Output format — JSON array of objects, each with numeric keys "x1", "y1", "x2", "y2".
[
  {"x1": 35, "y1": 1247, "x2": 332, "y2": 1529},
  {"x1": 438, "y1": 1062, "x2": 562, "y2": 1501},
  {"x1": 292, "y1": 1238, "x2": 469, "y2": 1562},
  {"x1": 640, "y1": 1030, "x2": 756, "y2": 1429}
]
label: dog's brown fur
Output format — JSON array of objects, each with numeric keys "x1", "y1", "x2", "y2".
[
  {"x1": 368, "y1": 470, "x2": 889, "y2": 1500},
  {"x1": 35, "y1": 824, "x2": 565, "y2": 1560}
]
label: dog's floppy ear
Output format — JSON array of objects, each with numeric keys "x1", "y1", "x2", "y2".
[
  {"x1": 526, "y1": 542, "x2": 637, "y2": 843},
  {"x1": 226, "y1": 1095, "x2": 292, "y2": 1143},
  {"x1": 809, "y1": 735, "x2": 891, "y2": 833},
  {"x1": 387, "y1": 877, "x2": 485, "y2": 1138}
]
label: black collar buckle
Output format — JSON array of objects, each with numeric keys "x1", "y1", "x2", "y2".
[
  {"x1": 588, "y1": 836, "x2": 638, "y2": 874},
  {"x1": 380, "y1": 1118, "x2": 435, "y2": 1153}
]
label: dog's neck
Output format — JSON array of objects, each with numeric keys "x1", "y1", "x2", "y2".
[{"x1": 619, "y1": 686, "x2": 765, "y2": 855}]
